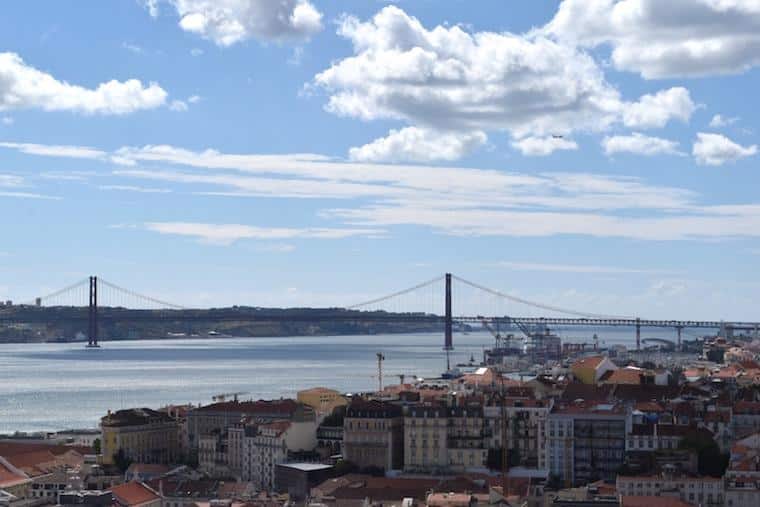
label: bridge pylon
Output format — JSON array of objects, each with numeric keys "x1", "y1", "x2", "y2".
[
  {"x1": 444, "y1": 273, "x2": 453, "y2": 371},
  {"x1": 87, "y1": 276, "x2": 99, "y2": 348}
]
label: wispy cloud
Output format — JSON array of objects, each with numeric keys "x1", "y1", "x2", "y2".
[
  {"x1": 0, "y1": 191, "x2": 61, "y2": 200},
  {"x1": 99, "y1": 185, "x2": 172, "y2": 194},
  {"x1": 496, "y1": 261, "x2": 675, "y2": 275},
  {"x1": 39, "y1": 171, "x2": 96, "y2": 182},
  {"x1": 0, "y1": 173, "x2": 60, "y2": 199},
  {"x1": 121, "y1": 42, "x2": 144, "y2": 54},
  {"x1": 254, "y1": 243, "x2": 296, "y2": 253},
  {"x1": 9, "y1": 140, "x2": 760, "y2": 242},
  {"x1": 142, "y1": 222, "x2": 383, "y2": 245}
]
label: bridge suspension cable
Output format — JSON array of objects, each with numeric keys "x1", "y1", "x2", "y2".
[
  {"x1": 98, "y1": 278, "x2": 186, "y2": 310},
  {"x1": 346, "y1": 275, "x2": 445, "y2": 311},
  {"x1": 21, "y1": 278, "x2": 90, "y2": 307},
  {"x1": 451, "y1": 274, "x2": 635, "y2": 320}
]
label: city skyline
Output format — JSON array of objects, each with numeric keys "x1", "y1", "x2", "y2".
[{"x1": 2, "y1": 0, "x2": 760, "y2": 319}]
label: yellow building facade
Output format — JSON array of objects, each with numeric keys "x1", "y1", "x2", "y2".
[{"x1": 100, "y1": 408, "x2": 179, "y2": 465}]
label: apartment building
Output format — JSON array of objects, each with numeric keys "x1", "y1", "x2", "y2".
[
  {"x1": 240, "y1": 419, "x2": 318, "y2": 491},
  {"x1": 725, "y1": 433, "x2": 760, "y2": 507},
  {"x1": 343, "y1": 399, "x2": 404, "y2": 471},
  {"x1": 617, "y1": 467, "x2": 723, "y2": 506},
  {"x1": 485, "y1": 397, "x2": 550, "y2": 470},
  {"x1": 547, "y1": 401, "x2": 626, "y2": 487},
  {"x1": 404, "y1": 404, "x2": 488, "y2": 473},
  {"x1": 100, "y1": 408, "x2": 179, "y2": 465},
  {"x1": 186, "y1": 399, "x2": 311, "y2": 452}
]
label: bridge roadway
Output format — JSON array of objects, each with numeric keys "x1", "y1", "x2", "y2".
[{"x1": 1, "y1": 307, "x2": 759, "y2": 331}]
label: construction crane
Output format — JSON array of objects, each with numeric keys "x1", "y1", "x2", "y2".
[
  {"x1": 481, "y1": 318, "x2": 504, "y2": 349},
  {"x1": 212, "y1": 391, "x2": 248, "y2": 403},
  {"x1": 376, "y1": 353, "x2": 385, "y2": 392}
]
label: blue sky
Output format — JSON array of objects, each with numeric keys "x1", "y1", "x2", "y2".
[{"x1": 1, "y1": 0, "x2": 760, "y2": 320}]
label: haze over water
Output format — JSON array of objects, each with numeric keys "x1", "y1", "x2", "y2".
[{"x1": 0, "y1": 328, "x2": 693, "y2": 433}]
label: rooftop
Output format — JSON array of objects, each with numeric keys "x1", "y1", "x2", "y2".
[
  {"x1": 101, "y1": 408, "x2": 176, "y2": 427},
  {"x1": 110, "y1": 481, "x2": 161, "y2": 506},
  {"x1": 571, "y1": 356, "x2": 606, "y2": 370}
]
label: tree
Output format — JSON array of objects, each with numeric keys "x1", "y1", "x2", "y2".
[
  {"x1": 92, "y1": 438, "x2": 101, "y2": 454},
  {"x1": 113, "y1": 448, "x2": 133, "y2": 474},
  {"x1": 679, "y1": 433, "x2": 729, "y2": 477}
]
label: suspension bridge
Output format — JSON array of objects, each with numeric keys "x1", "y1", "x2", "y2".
[{"x1": 1, "y1": 274, "x2": 758, "y2": 354}]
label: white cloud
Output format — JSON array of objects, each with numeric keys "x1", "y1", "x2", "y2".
[
  {"x1": 709, "y1": 114, "x2": 739, "y2": 128},
  {"x1": 545, "y1": 0, "x2": 760, "y2": 78},
  {"x1": 122, "y1": 42, "x2": 144, "y2": 54},
  {"x1": 15, "y1": 139, "x2": 760, "y2": 243},
  {"x1": 349, "y1": 127, "x2": 487, "y2": 163},
  {"x1": 255, "y1": 243, "x2": 296, "y2": 253},
  {"x1": 314, "y1": 6, "x2": 696, "y2": 162},
  {"x1": 169, "y1": 100, "x2": 189, "y2": 112},
  {"x1": 511, "y1": 136, "x2": 578, "y2": 157},
  {"x1": 143, "y1": 222, "x2": 380, "y2": 245},
  {"x1": 0, "y1": 142, "x2": 107, "y2": 160},
  {"x1": 0, "y1": 172, "x2": 60, "y2": 200},
  {"x1": 190, "y1": 48, "x2": 204, "y2": 57},
  {"x1": 622, "y1": 87, "x2": 696, "y2": 129},
  {"x1": 0, "y1": 141, "x2": 137, "y2": 166},
  {"x1": 163, "y1": 0, "x2": 323, "y2": 46},
  {"x1": 0, "y1": 191, "x2": 61, "y2": 200},
  {"x1": 602, "y1": 133, "x2": 683, "y2": 156},
  {"x1": 187, "y1": 95, "x2": 202, "y2": 104},
  {"x1": 0, "y1": 174, "x2": 23, "y2": 187},
  {"x1": 99, "y1": 185, "x2": 172, "y2": 194},
  {"x1": 650, "y1": 279, "x2": 688, "y2": 297},
  {"x1": 140, "y1": 0, "x2": 160, "y2": 17},
  {"x1": 287, "y1": 46, "x2": 305, "y2": 66},
  {"x1": 1, "y1": 117, "x2": 13, "y2": 125},
  {"x1": 693, "y1": 132, "x2": 758, "y2": 165},
  {"x1": 497, "y1": 261, "x2": 673, "y2": 275},
  {"x1": 39, "y1": 171, "x2": 94, "y2": 182},
  {"x1": 0, "y1": 52, "x2": 167, "y2": 115},
  {"x1": 323, "y1": 203, "x2": 760, "y2": 241}
]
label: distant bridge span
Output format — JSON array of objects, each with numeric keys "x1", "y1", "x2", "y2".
[{"x1": 1, "y1": 274, "x2": 758, "y2": 350}]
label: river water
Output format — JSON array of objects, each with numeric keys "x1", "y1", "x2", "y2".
[{"x1": 0, "y1": 327, "x2": 697, "y2": 433}]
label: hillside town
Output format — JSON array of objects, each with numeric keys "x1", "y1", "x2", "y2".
[{"x1": 3, "y1": 335, "x2": 760, "y2": 507}]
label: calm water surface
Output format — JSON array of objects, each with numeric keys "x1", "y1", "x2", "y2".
[{"x1": 0, "y1": 328, "x2": 678, "y2": 433}]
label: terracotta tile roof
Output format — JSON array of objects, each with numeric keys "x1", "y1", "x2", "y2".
[
  {"x1": 0, "y1": 442, "x2": 91, "y2": 457},
  {"x1": 110, "y1": 482, "x2": 160, "y2": 506},
  {"x1": 4, "y1": 450, "x2": 56, "y2": 474},
  {"x1": 0, "y1": 460, "x2": 29, "y2": 489},
  {"x1": 571, "y1": 356, "x2": 605, "y2": 371},
  {"x1": 602, "y1": 368, "x2": 643, "y2": 385}
]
